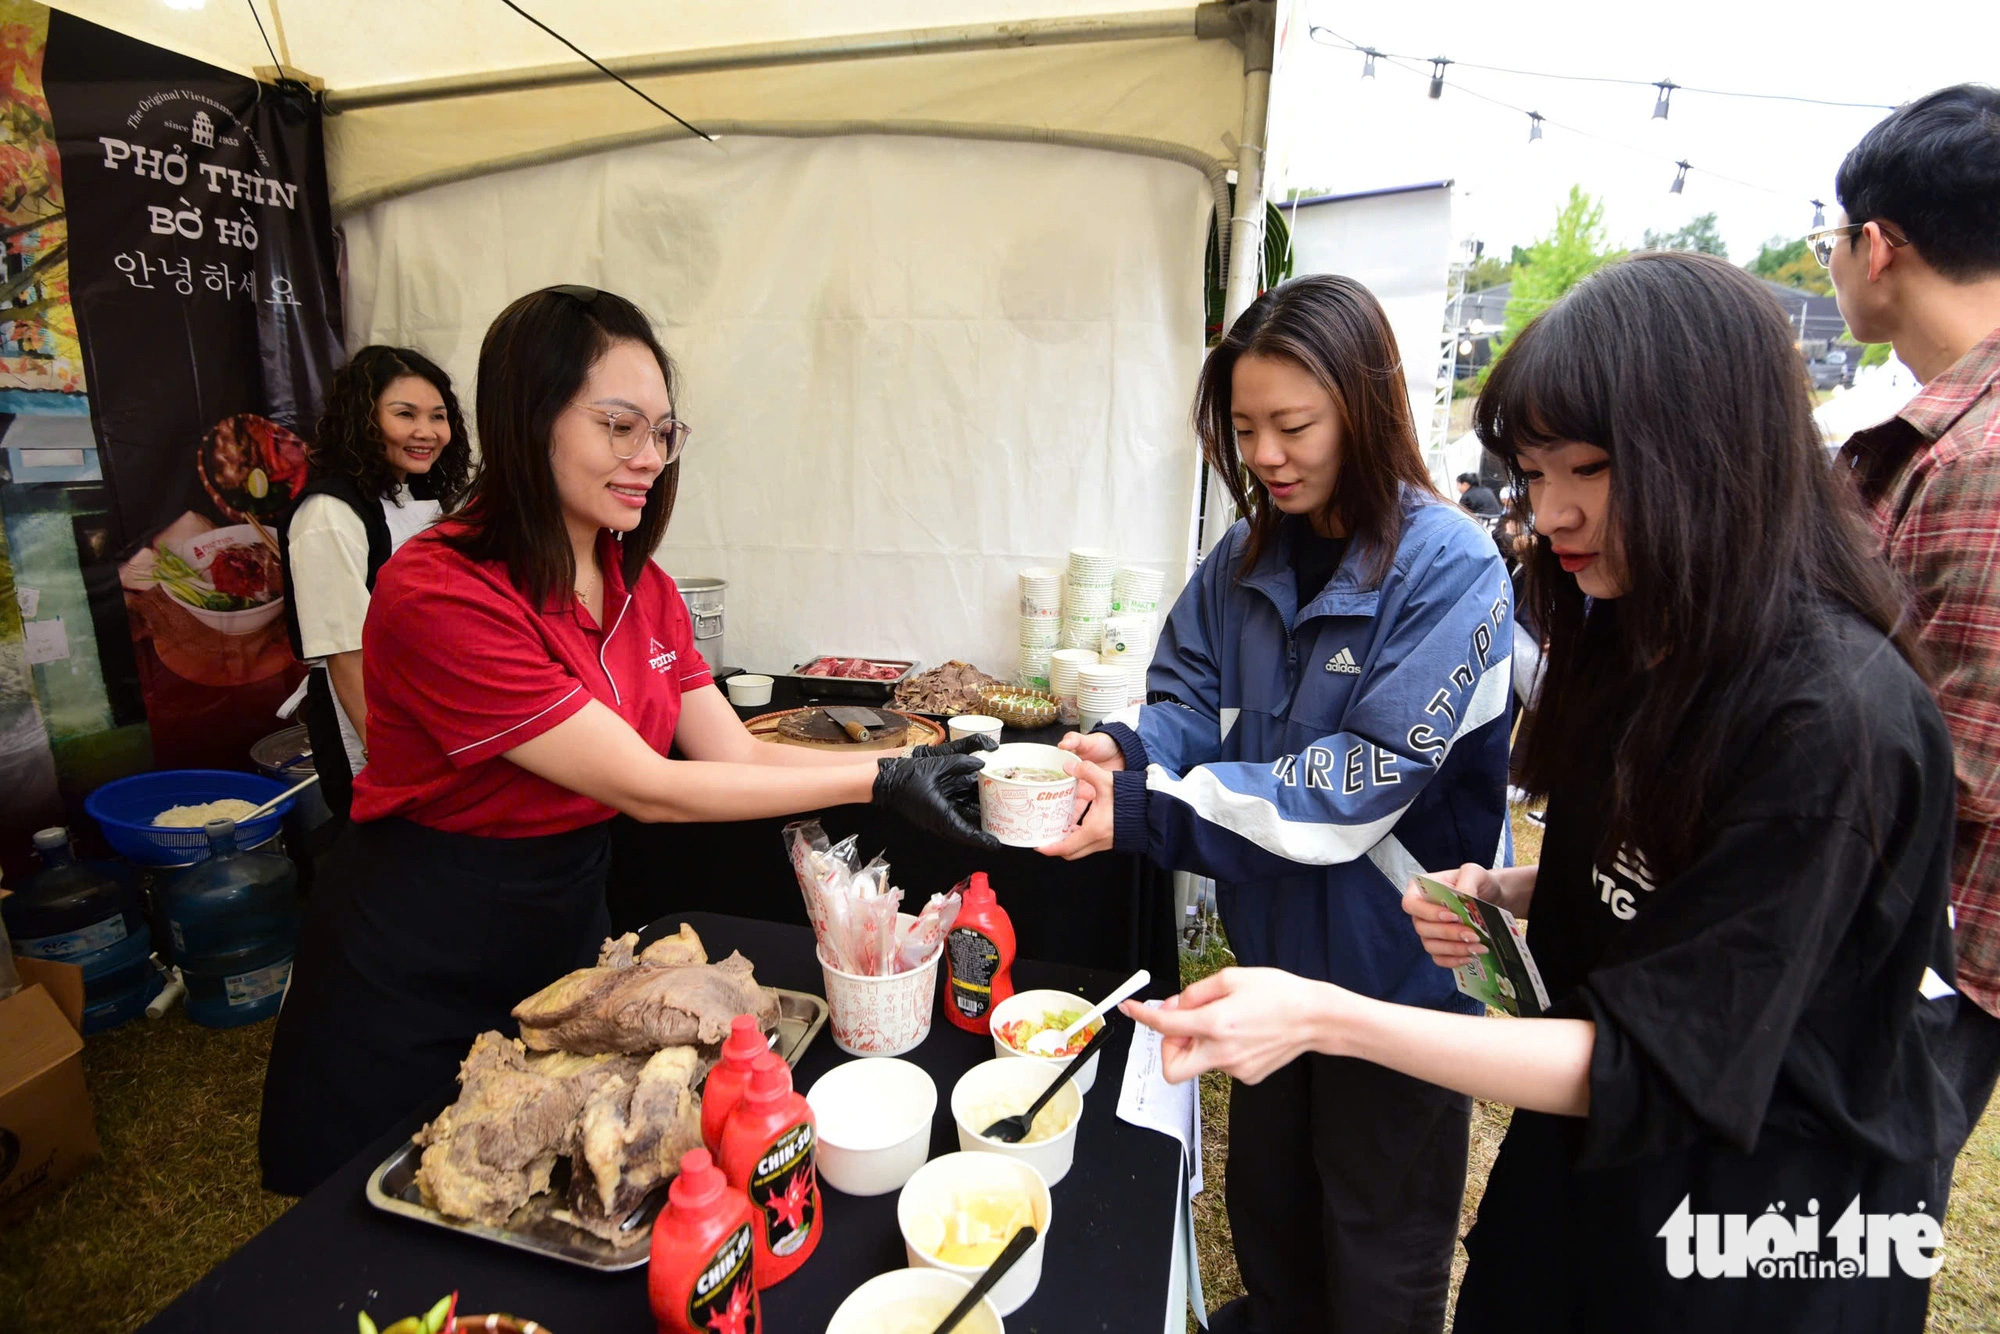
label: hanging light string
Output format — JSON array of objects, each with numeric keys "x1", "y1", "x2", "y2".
[
  {"x1": 1309, "y1": 26, "x2": 1898, "y2": 111},
  {"x1": 1355, "y1": 43, "x2": 1815, "y2": 204}
]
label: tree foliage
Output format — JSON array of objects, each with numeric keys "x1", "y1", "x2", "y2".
[
  {"x1": 1747, "y1": 235, "x2": 1832, "y2": 295},
  {"x1": 1493, "y1": 187, "x2": 1624, "y2": 368},
  {"x1": 1465, "y1": 253, "x2": 1512, "y2": 291},
  {"x1": 1642, "y1": 212, "x2": 1728, "y2": 258}
]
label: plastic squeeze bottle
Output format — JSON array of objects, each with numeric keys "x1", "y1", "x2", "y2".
[
  {"x1": 649, "y1": 1149, "x2": 761, "y2": 1334},
  {"x1": 943, "y1": 871, "x2": 1016, "y2": 1034},
  {"x1": 702, "y1": 1014, "x2": 769, "y2": 1152},
  {"x1": 718, "y1": 1052, "x2": 821, "y2": 1286}
]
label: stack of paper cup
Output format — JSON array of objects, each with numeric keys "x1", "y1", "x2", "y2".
[
  {"x1": 1019, "y1": 567, "x2": 1063, "y2": 620},
  {"x1": 1068, "y1": 548, "x2": 1120, "y2": 587},
  {"x1": 1049, "y1": 649, "x2": 1099, "y2": 726},
  {"x1": 1111, "y1": 566, "x2": 1166, "y2": 615},
  {"x1": 1076, "y1": 664, "x2": 1129, "y2": 732},
  {"x1": 1100, "y1": 614, "x2": 1156, "y2": 707},
  {"x1": 1062, "y1": 548, "x2": 1116, "y2": 651}
]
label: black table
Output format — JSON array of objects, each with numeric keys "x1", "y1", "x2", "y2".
[
  {"x1": 607, "y1": 677, "x2": 1181, "y2": 988},
  {"x1": 144, "y1": 913, "x2": 1185, "y2": 1334}
]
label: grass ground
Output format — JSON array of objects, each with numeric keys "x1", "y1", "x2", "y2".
[{"x1": 2, "y1": 809, "x2": 1994, "y2": 1332}]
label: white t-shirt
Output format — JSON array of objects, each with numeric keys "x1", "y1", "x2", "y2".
[{"x1": 287, "y1": 485, "x2": 443, "y2": 773}]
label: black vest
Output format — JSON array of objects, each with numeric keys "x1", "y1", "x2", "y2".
[{"x1": 278, "y1": 475, "x2": 399, "y2": 827}]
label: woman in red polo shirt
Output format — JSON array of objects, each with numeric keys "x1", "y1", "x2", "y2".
[{"x1": 258, "y1": 286, "x2": 993, "y2": 1194}]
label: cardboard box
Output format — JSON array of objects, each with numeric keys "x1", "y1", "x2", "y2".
[{"x1": 0, "y1": 955, "x2": 98, "y2": 1221}]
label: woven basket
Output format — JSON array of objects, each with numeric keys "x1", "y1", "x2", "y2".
[{"x1": 978, "y1": 685, "x2": 1060, "y2": 730}]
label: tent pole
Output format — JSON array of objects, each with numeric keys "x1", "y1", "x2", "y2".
[
  {"x1": 324, "y1": 7, "x2": 1237, "y2": 114},
  {"x1": 1198, "y1": 0, "x2": 1275, "y2": 558},
  {"x1": 1218, "y1": 5, "x2": 1274, "y2": 333}
]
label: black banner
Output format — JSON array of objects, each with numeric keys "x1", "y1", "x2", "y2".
[{"x1": 41, "y1": 11, "x2": 342, "y2": 771}]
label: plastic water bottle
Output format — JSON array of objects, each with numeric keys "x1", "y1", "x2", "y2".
[
  {"x1": 165, "y1": 819, "x2": 300, "y2": 1028},
  {"x1": 3, "y1": 827, "x2": 159, "y2": 1031}
]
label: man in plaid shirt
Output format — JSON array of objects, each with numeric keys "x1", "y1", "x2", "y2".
[{"x1": 1826, "y1": 84, "x2": 2000, "y2": 1212}]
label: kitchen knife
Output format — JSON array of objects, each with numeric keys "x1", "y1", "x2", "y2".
[{"x1": 822, "y1": 705, "x2": 887, "y2": 743}]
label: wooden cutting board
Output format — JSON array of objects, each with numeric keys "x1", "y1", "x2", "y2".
[{"x1": 744, "y1": 707, "x2": 945, "y2": 752}]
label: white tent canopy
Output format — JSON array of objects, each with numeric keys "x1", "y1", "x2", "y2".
[
  {"x1": 53, "y1": 2, "x2": 1286, "y2": 685},
  {"x1": 49, "y1": 3, "x2": 1257, "y2": 218}
]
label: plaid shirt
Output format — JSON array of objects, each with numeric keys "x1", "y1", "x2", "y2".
[{"x1": 1841, "y1": 327, "x2": 2000, "y2": 1020}]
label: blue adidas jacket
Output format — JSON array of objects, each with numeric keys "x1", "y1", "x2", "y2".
[{"x1": 1101, "y1": 490, "x2": 1513, "y2": 1012}]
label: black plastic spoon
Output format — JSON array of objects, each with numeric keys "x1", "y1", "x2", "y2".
[
  {"x1": 928, "y1": 1224, "x2": 1038, "y2": 1334},
  {"x1": 979, "y1": 1019, "x2": 1116, "y2": 1143}
]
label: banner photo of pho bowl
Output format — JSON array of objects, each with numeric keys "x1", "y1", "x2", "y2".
[{"x1": 153, "y1": 525, "x2": 285, "y2": 635}]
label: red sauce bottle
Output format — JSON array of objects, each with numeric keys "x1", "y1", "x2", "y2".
[
  {"x1": 718, "y1": 1052, "x2": 821, "y2": 1287},
  {"x1": 944, "y1": 872, "x2": 1016, "y2": 1034},
  {"x1": 702, "y1": 1014, "x2": 768, "y2": 1153},
  {"x1": 648, "y1": 1149, "x2": 760, "y2": 1334}
]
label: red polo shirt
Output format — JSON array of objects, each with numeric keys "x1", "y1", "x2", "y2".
[{"x1": 351, "y1": 523, "x2": 715, "y2": 837}]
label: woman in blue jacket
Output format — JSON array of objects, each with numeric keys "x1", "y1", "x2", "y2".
[{"x1": 1049, "y1": 274, "x2": 1514, "y2": 1333}]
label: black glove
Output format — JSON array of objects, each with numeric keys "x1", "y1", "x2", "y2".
[
  {"x1": 908, "y1": 733, "x2": 1000, "y2": 759},
  {"x1": 873, "y1": 753, "x2": 1004, "y2": 849}
]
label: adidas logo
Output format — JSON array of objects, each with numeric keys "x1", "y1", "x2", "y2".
[{"x1": 1324, "y1": 648, "x2": 1361, "y2": 675}]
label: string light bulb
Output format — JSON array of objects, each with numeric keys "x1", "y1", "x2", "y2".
[
  {"x1": 1810, "y1": 199, "x2": 1826, "y2": 228},
  {"x1": 1528, "y1": 111, "x2": 1544, "y2": 142},
  {"x1": 1652, "y1": 80, "x2": 1677, "y2": 120},
  {"x1": 1429, "y1": 58, "x2": 1451, "y2": 99},
  {"x1": 1361, "y1": 47, "x2": 1378, "y2": 79},
  {"x1": 1670, "y1": 160, "x2": 1691, "y2": 194}
]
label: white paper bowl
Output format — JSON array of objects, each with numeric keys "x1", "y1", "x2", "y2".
[
  {"x1": 725, "y1": 673, "x2": 773, "y2": 706},
  {"x1": 808, "y1": 1057, "x2": 937, "y2": 1197},
  {"x1": 950, "y1": 1058, "x2": 1082, "y2": 1187},
  {"x1": 897, "y1": 1152, "x2": 1052, "y2": 1317},
  {"x1": 948, "y1": 715, "x2": 1004, "y2": 743},
  {"x1": 827, "y1": 1267, "x2": 1005, "y2": 1334},
  {"x1": 989, "y1": 988, "x2": 1103, "y2": 1095},
  {"x1": 977, "y1": 744, "x2": 1077, "y2": 849}
]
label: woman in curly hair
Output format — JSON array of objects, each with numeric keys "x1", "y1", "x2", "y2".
[{"x1": 281, "y1": 345, "x2": 471, "y2": 820}]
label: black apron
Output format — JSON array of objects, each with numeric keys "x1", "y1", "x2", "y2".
[{"x1": 257, "y1": 817, "x2": 611, "y2": 1196}]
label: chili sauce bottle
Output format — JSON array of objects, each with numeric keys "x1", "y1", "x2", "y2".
[
  {"x1": 649, "y1": 1149, "x2": 760, "y2": 1334},
  {"x1": 719, "y1": 1052, "x2": 821, "y2": 1286},
  {"x1": 943, "y1": 872, "x2": 1016, "y2": 1034},
  {"x1": 702, "y1": 1014, "x2": 768, "y2": 1153}
]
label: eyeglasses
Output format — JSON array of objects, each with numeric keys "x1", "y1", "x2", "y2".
[
  {"x1": 572, "y1": 403, "x2": 690, "y2": 464},
  {"x1": 1804, "y1": 220, "x2": 1909, "y2": 269}
]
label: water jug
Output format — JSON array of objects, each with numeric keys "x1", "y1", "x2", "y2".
[
  {"x1": 165, "y1": 819, "x2": 300, "y2": 1028},
  {"x1": 3, "y1": 827, "x2": 159, "y2": 1032}
]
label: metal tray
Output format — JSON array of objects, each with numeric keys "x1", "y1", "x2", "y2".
[
  {"x1": 365, "y1": 989, "x2": 828, "y2": 1271},
  {"x1": 787, "y1": 656, "x2": 921, "y2": 702}
]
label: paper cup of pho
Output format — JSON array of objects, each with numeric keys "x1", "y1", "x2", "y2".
[
  {"x1": 988, "y1": 988, "x2": 1105, "y2": 1094},
  {"x1": 976, "y1": 744, "x2": 1077, "y2": 848}
]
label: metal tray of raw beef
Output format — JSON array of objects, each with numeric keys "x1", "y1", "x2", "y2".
[
  {"x1": 788, "y1": 656, "x2": 921, "y2": 702},
  {"x1": 365, "y1": 988, "x2": 828, "y2": 1270}
]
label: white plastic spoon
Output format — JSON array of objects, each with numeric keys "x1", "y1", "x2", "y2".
[{"x1": 1024, "y1": 968, "x2": 1149, "y2": 1056}]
